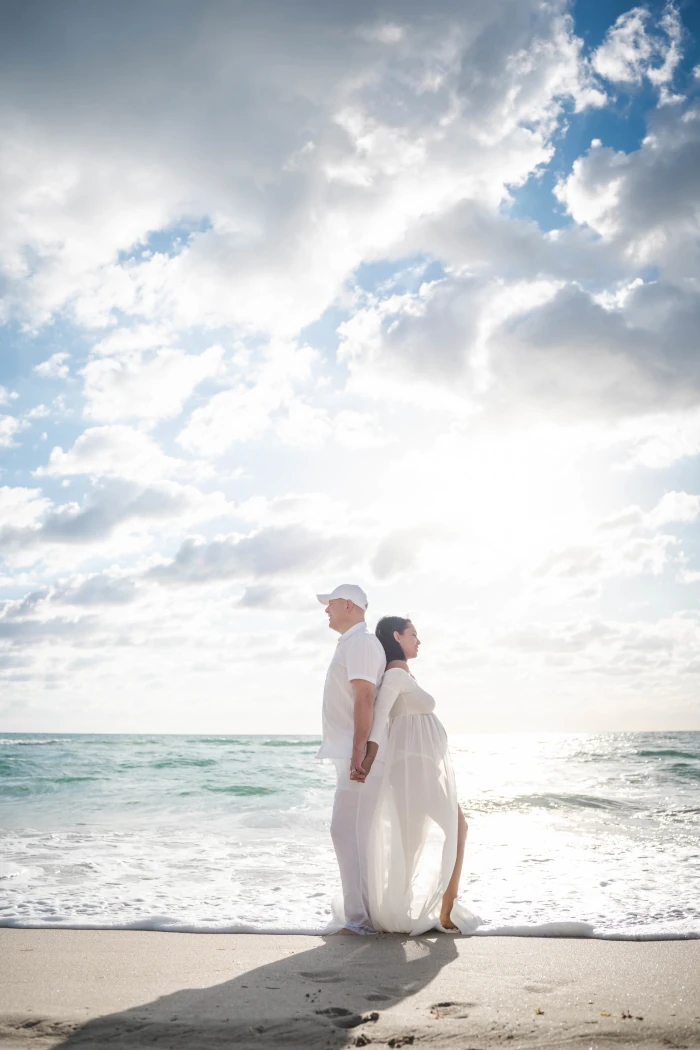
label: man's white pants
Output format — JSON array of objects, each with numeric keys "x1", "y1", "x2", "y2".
[{"x1": 330, "y1": 758, "x2": 385, "y2": 934}]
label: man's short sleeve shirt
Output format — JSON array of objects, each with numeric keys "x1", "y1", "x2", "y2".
[{"x1": 316, "y1": 622, "x2": 387, "y2": 760}]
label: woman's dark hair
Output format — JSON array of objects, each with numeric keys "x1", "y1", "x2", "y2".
[{"x1": 375, "y1": 616, "x2": 412, "y2": 663}]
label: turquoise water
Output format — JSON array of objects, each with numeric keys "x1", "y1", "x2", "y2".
[{"x1": 1, "y1": 731, "x2": 699, "y2": 937}]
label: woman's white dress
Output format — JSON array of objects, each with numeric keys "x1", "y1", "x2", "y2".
[{"x1": 367, "y1": 667, "x2": 481, "y2": 935}]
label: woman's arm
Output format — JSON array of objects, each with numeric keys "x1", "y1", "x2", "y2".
[
  {"x1": 358, "y1": 674, "x2": 402, "y2": 777},
  {"x1": 346, "y1": 634, "x2": 386, "y2": 781},
  {"x1": 368, "y1": 671, "x2": 401, "y2": 747}
]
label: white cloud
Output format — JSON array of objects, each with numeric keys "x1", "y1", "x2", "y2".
[
  {"x1": 177, "y1": 342, "x2": 316, "y2": 453},
  {"x1": 82, "y1": 343, "x2": 224, "y2": 424},
  {"x1": 535, "y1": 533, "x2": 677, "y2": 583},
  {"x1": 177, "y1": 382, "x2": 281, "y2": 454},
  {"x1": 148, "y1": 524, "x2": 360, "y2": 586},
  {"x1": 37, "y1": 426, "x2": 193, "y2": 481},
  {"x1": 371, "y1": 527, "x2": 434, "y2": 580},
  {"x1": 646, "y1": 490, "x2": 700, "y2": 528},
  {"x1": 397, "y1": 198, "x2": 619, "y2": 287},
  {"x1": 497, "y1": 617, "x2": 614, "y2": 654},
  {"x1": 0, "y1": 120, "x2": 185, "y2": 327},
  {"x1": 491, "y1": 613, "x2": 700, "y2": 684},
  {"x1": 593, "y1": 8, "x2": 655, "y2": 84},
  {"x1": 1, "y1": 571, "x2": 138, "y2": 617},
  {"x1": 0, "y1": 486, "x2": 51, "y2": 528},
  {"x1": 0, "y1": 0, "x2": 606, "y2": 336},
  {"x1": 338, "y1": 273, "x2": 696, "y2": 425},
  {"x1": 592, "y1": 4, "x2": 683, "y2": 96},
  {"x1": 613, "y1": 407, "x2": 700, "y2": 469},
  {"x1": 274, "y1": 402, "x2": 391, "y2": 449},
  {"x1": 25, "y1": 404, "x2": 50, "y2": 420},
  {"x1": 533, "y1": 491, "x2": 700, "y2": 593},
  {"x1": 483, "y1": 283, "x2": 685, "y2": 421},
  {"x1": 0, "y1": 385, "x2": 18, "y2": 405},
  {"x1": 234, "y1": 492, "x2": 343, "y2": 533},
  {"x1": 0, "y1": 479, "x2": 232, "y2": 570},
  {"x1": 555, "y1": 104, "x2": 700, "y2": 278},
  {"x1": 2, "y1": 2, "x2": 700, "y2": 732},
  {"x1": 0, "y1": 415, "x2": 26, "y2": 448},
  {"x1": 91, "y1": 324, "x2": 174, "y2": 356},
  {"x1": 358, "y1": 22, "x2": 406, "y2": 46},
  {"x1": 0, "y1": 614, "x2": 98, "y2": 645},
  {"x1": 94, "y1": 7, "x2": 603, "y2": 339},
  {"x1": 53, "y1": 572, "x2": 138, "y2": 607},
  {"x1": 33, "y1": 352, "x2": 71, "y2": 379},
  {"x1": 338, "y1": 278, "x2": 488, "y2": 407},
  {"x1": 333, "y1": 410, "x2": 391, "y2": 448},
  {"x1": 235, "y1": 583, "x2": 287, "y2": 608},
  {"x1": 274, "y1": 401, "x2": 332, "y2": 449}
]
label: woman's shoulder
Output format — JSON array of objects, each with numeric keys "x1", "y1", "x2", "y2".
[{"x1": 383, "y1": 665, "x2": 414, "y2": 681}]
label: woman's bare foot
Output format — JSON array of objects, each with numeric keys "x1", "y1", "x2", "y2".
[{"x1": 336, "y1": 926, "x2": 362, "y2": 935}]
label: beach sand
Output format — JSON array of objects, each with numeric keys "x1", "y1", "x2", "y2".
[{"x1": 1, "y1": 930, "x2": 698, "y2": 1049}]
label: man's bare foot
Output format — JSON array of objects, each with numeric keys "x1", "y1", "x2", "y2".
[{"x1": 336, "y1": 926, "x2": 363, "y2": 935}]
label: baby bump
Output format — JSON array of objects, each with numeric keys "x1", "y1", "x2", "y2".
[
  {"x1": 387, "y1": 712, "x2": 448, "y2": 761},
  {"x1": 391, "y1": 695, "x2": 436, "y2": 717}
]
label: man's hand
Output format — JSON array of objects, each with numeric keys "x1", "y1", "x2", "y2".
[
  {"x1": 350, "y1": 745, "x2": 368, "y2": 782},
  {"x1": 350, "y1": 741, "x2": 379, "y2": 782}
]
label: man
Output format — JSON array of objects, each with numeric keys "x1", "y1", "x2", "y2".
[{"x1": 316, "y1": 583, "x2": 387, "y2": 935}]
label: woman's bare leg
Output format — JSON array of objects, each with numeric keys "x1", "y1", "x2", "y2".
[{"x1": 440, "y1": 807, "x2": 468, "y2": 929}]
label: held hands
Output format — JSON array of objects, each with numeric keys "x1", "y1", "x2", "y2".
[{"x1": 349, "y1": 742, "x2": 378, "y2": 783}]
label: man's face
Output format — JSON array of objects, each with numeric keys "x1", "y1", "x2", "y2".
[{"x1": 325, "y1": 597, "x2": 354, "y2": 632}]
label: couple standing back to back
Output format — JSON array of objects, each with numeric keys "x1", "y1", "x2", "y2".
[{"x1": 316, "y1": 583, "x2": 479, "y2": 937}]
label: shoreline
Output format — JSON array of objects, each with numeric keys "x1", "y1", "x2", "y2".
[
  {"x1": 1, "y1": 922, "x2": 699, "y2": 939},
  {"x1": 1, "y1": 930, "x2": 699, "y2": 1049}
]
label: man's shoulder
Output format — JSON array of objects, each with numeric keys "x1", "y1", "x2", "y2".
[
  {"x1": 344, "y1": 631, "x2": 386, "y2": 676},
  {"x1": 345, "y1": 629, "x2": 384, "y2": 652}
]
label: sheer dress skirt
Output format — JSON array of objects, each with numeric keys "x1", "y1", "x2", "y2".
[{"x1": 367, "y1": 712, "x2": 480, "y2": 935}]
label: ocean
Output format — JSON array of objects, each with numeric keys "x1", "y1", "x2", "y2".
[{"x1": 1, "y1": 731, "x2": 698, "y2": 938}]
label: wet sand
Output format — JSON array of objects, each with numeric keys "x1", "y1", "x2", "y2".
[{"x1": 1, "y1": 929, "x2": 699, "y2": 1049}]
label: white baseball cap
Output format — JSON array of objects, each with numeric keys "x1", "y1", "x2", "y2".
[{"x1": 316, "y1": 584, "x2": 368, "y2": 610}]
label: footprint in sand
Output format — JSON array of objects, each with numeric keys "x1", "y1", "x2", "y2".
[
  {"x1": 300, "y1": 969, "x2": 343, "y2": 983},
  {"x1": 314, "y1": 1007, "x2": 364, "y2": 1029},
  {"x1": 429, "y1": 1000, "x2": 474, "y2": 1019},
  {"x1": 314, "y1": 1007, "x2": 380, "y2": 1030}
]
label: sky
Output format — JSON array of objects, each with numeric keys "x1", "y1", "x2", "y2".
[{"x1": 1, "y1": 0, "x2": 700, "y2": 735}]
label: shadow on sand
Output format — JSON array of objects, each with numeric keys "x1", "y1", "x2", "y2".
[{"x1": 50, "y1": 933, "x2": 459, "y2": 1048}]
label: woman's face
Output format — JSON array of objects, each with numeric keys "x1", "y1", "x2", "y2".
[{"x1": 396, "y1": 622, "x2": 420, "y2": 660}]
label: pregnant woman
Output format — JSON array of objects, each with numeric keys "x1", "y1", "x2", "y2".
[{"x1": 363, "y1": 616, "x2": 479, "y2": 935}]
